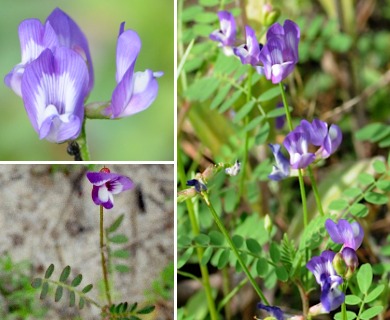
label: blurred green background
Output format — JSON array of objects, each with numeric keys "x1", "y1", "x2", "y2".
[{"x1": 0, "y1": 0, "x2": 174, "y2": 160}]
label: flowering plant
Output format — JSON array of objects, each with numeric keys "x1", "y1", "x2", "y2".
[
  {"x1": 178, "y1": 1, "x2": 390, "y2": 320},
  {"x1": 4, "y1": 7, "x2": 165, "y2": 160}
]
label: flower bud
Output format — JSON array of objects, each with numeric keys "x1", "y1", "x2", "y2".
[
  {"x1": 332, "y1": 252, "x2": 347, "y2": 276},
  {"x1": 341, "y1": 247, "x2": 358, "y2": 279},
  {"x1": 177, "y1": 188, "x2": 198, "y2": 203},
  {"x1": 264, "y1": 214, "x2": 273, "y2": 234}
]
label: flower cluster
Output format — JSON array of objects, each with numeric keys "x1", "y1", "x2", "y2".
[
  {"x1": 5, "y1": 8, "x2": 162, "y2": 144},
  {"x1": 269, "y1": 118, "x2": 342, "y2": 180},
  {"x1": 210, "y1": 11, "x2": 300, "y2": 84},
  {"x1": 306, "y1": 219, "x2": 364, "y2": 314}
]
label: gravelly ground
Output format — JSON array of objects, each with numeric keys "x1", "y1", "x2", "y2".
[{"x1": 0, "y1": 164, "x2": 174, "y2": 320}]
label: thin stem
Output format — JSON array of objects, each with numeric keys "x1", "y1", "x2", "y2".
[
  {"x1": 295, "y1": 280, "x2": 309, "y2": 317},
  {"x1": 239, "y1": 69, "x2": 253, "y2": 199},
  {"x1": 341, "y1": 282, "x2": 348, "y2": 320},
  {"x1": 75, "y1": 119, "x2": 90, "y2": 161},
  {"x1": 177, "y1": 150, "x2": 218, "y2": 320},
  {"x1": 307, "y1": 166, "x2": 325, "y2": 216},
  {"x1": 100, "y1": 205, "x2": 112, "y2": 306},
  {"x1": 279, "y1": 82, "x2": 309, "y2": 272},
  {"x1": 201, "y1": 192, "x2": 270, "y2": 305}
]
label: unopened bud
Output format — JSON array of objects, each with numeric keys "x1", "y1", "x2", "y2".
[
  {"x1": 341, "y1": 247, "x2": 358, "y2": 279},
  {"x1": 100, "y1": 167, "x2": 111, "y2": 173},
  {"x1": 333, "y1": 252, "x2": 347, "y2": 276},
  {"x1": 262, "y1": 7, "x2": 280, "y2": 27},
  {"x1": 177, "y1": 188, "x2": 197, "y2": 203},
  {"x1": 264, "y1": 214, "x2": 273, "y2": 234}
]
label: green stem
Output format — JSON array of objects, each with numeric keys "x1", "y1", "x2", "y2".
[
  {"x1": 100, "y1": 205, "x2": 112, "y2": 306},
  {"x1": 217, "y1": 277, "x2": 248, "y2": 311},
  {"x1": 307, "y1": 166, "x2": 325, "y2": 216},
  {"x1": 177, "y1": 151, "x2": 218, "y2": 320},
  {"x1": 341, "y1": 283, "x2": 348, "y2": 320},
  {"x1": 239, "y1": 70, "x2": 253, "y2": 199},
  {"x1": 75, "y1": 119, "x2": 90, "y2": 161},
  {"x1": 279, "y1": 82, "x2": 309, "y2": 272},
  {"x1": 201, "y1": 192, "x2": 270, "y2": 305}
]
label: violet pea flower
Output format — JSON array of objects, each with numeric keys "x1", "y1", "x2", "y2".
[
  {"x1": 268, "y1": 144, "x2": 290, "y2": 180},
  {"x1": 46, "y1": 8, "x2": 94, "y2": 96},
  {"x1": 86, "y1": 169, "x2": 134, "y2": 209},
  {"x1": 186, "y1": 179, "x2": 207, "y2": 193},
  {"x1": 233, "y1": 25, "x2": 262, "y2": 67},
  {"x1": 4, "y1": 19, "x2": 58, "y2": 96},
  {"x1": 325, "y1": 219, "x2": 364, "y2": 251},
  {"x1": 306, "y1": 250, "x2": 345, "y2": 312},
  {"x1": 257, "y1": 303, "x2": 284, "y2": 320},
  {"x1": 209, "y1": 11, "x2": 236, "y2": 47},
  {"x1": 21, "y1": 47, "x2": 89, "y2": 143},
  {"x1": 283, "y1": 131, "x2": 315, "y2": 169},
  {"x1": 297, "y1": 119, "x2": 342, "y2": 158},
  {"x1": 259, "y1": 20, "x2": 300, "y2": 83},
  {"x1": 105, "y1": 22, "x2": 163, "y2": 119}
]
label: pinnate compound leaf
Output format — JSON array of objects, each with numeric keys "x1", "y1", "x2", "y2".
[
  {"x1": 345, "y1": 294, "x2": 361, "y2": 305},
  {"x1": 270, "y1": 242, "x2": 280, "y2": 263},
  {"x1": 233, "y1": 101, "x2": 255, "y2": 123},
  {"x1": 59, "y1": 265, "x2": 71, "y2": 282},
  {"x1": 107, "y1": 214, "x2": 125, "y2": 233},
  {"x1": 357, "y1": 263, "x2": 372, "y2": 294},
  {"x1": 31, "y1": 278, "x2": 42, "y2": 288},
  {"x1": 137, "y1": 305, "x2": 155, "y2": 314},
  {"x1": 275, "y1": 266, "x2": 288, "y2": 282},
  {"x1": 360, "y1": 306, "x2": 383, "y2": 320},
  {"x1": 365, "y1": 284, "x2": 385, "y2": 303},
  {"x1": 349, "y1": 203, "x2": 369, "y2": 217},
  {"x1": 45, "y1": 264, "x2": 55, "y2": 279},
  {"x1": 71, "y1": 274, "x2": 83, "y2": 287},
  {"x1": 55, "y1": 285, "x2": 63, "y2": 302},
  {"x1": 373, "y1": 160, "x2": 386, "y2": 174},
  {"x1": 40, "y1": 282, "x2": 49, "y2": 299},
  {"x1": 82, "y1": 284, "x2": 93, "y2": 293}
]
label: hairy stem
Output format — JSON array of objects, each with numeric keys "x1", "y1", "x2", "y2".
[{"x1": 100, "y1": 205, "x2": 112, "y2": 306}]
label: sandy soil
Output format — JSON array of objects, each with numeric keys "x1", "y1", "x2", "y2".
[{"x1": 0, "y1": 164, "x2": 174, "y2": 320}]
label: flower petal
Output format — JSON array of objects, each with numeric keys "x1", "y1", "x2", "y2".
[
  {"x1": 46, "y1": 7, "x2": 94, "y2": 94},
  {"x1": 115, "y1": 26, "x2": 141, "y2": 82},
  {"x1": 21, "y1": 47, "x2": 88, "y2": 143}
]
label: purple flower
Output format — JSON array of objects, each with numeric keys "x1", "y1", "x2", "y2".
[
  {"x1": 46, "y1": 8, "x2": 94, "y2": 96},
  {"x1": 225, "y1": 160, "x2": 241, "y2": 176},
  {"x1": 233, "y1": 25, "x2": 262, "y2": 66},
  {"x1": 297, "y1": 119, "x2": 342, "y2": 159},
  {"x1": 257, "y1": 303, "x2": 284, "y2": 320},
  {"x1": 4, "y1": 19, "x2": 58, "y2": 96},
  {"x1": 209, "y1": 11, "x2": 236, "y2": 47},
  {"x1": 186, "y1": 179, "x2": 207, "y2": 193},
  {"x1": 325, "y1": 219, "x2": 364, "y2": 250},
  {"x1": 5, "y1": 8, "x2": 93, "y2": 97},
  {"x1": 86, "y1": 168, "x2": 134, "y2": 209},
  {"x1": 105, "y1": 22, "x2": 163, "y2": 119},
  {"x1": 268, "y1": 144, "x2": 290, "y2": 180},
  {"x1": 259, "y1": 20, "x2": 300, "y2": 83},
  {"x1": 307, "y1": 250, "x2": 344, "y2": 312},
  {"x1": 341, "y1": 247, "x2": 359, "y2": 273},
  {"x1": 21, "y1": 47, "x2": 89, "y2": 143},
  {"x1": 283, "y1": 131, "x2": 315, "y2": 169}
]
